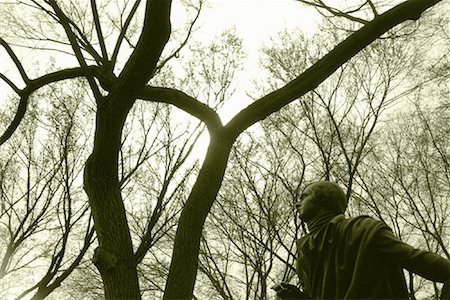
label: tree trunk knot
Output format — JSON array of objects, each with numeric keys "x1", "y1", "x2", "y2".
[{"x1": 93, "y1": 246, "x2": 118, "y2": 272}]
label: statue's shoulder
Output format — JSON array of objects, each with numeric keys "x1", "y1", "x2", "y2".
[
  {"x1": 338, "y1": 215, "x2": 388, "y2": 235},
  {"x1": 345, "y1": 215, "x2": 385, "y2": 225}
]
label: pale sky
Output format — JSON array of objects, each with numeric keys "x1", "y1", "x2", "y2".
[
  {"x1": 171, "y1": 0, "x2": 321, "y2": 156},
  {"x1": 0, "y1": 0, "x2": 319, "y2": 125},
  {"x1": 192, "y1": 0, "x2": 320, "y2": 122},
  {"x1": 0, "y1": 1, "x2": 321, "y2": 169},
  {"x1": 198, "y1": 0, "x2": 318, "y2": 47}
]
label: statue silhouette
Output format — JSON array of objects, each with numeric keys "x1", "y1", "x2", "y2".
[{"x1": 275, "y1": 181, "x2": 450, "y2": 300}]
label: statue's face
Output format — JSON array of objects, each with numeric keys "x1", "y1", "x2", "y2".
[{"x1": 296, "y1": 185, "x2": 318, "y2": 222}]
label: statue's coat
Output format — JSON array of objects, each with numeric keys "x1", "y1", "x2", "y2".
[{"x1": 297, "y1": 215, "x2": 450, "y2": 299}]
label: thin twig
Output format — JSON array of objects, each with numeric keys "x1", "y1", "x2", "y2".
[{"x1": 154, "y1": 0, "x2": 203, "y2": 75}]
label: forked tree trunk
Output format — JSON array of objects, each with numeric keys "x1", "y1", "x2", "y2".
[{"x1": 162, "y1": 2, "x2": 442, "y2": 298}]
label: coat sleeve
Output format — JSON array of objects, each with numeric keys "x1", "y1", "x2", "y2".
[{"x1": 375, "y1": 224, "x2": 450, "y2": 283}]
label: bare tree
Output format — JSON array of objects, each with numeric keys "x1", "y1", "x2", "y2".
[
  {"x1": 354, "y1": 100, "x2": 450, "y2": 299},
  {"x1": 0, "y1": 0, "x2": 444, "y2": 298},
  {"x1": 0, "y1": 80, "x2": 95, "y2": 299},
  {"x1": 196, "y1": 18, "x2": 442, "y2": 299},
  {"x1": 351, "y1": 16, "x2": 450, "y2": 297}
]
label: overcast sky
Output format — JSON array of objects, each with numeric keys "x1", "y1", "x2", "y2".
[
  {"x1": 0, "y1": 0, "x2": 321, "y2": 123},
  {"x1": 188, "y1": 0, "x2": 320, "y2": 121},
  {"x1": 198, "y1": 0, "x2": 318, "y2": 47}
]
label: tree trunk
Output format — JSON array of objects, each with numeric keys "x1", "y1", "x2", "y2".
[
  {"x1": 163, "y1": 133, "x2": 233, "y2": 299},
  {"x1": 84, "y1": 109, "x2": 140, "y2": 299}
]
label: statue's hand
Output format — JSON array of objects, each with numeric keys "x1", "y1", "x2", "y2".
[
  {"x1": 441, "y1": 279, "x2": 450, "y2": 300},
  {"x1": 272, "y1": 283, "x2": 309, "y2": 300}
]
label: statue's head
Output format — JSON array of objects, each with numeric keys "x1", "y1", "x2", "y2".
[{"x1": 296, "y1": 181, "x2": 347, "y2": 222}]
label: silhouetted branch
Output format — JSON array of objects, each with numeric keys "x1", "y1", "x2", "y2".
[
  {"x1": 0, "y1": 66, "x2": 96, "y2": 146},
  {"x1": 111, "y1": 0, "x2": 143, "y2": 66},
  {"x1": 226, "y1": 0, "x2": 442, "y2": 138},
  {"x1": 0, "y1": 73, "x2": 20, "y2": 94},
  {"x1": 91, "y1": 0, "x2": 108, "y2": 61},
  {"x1": 134, "y1": 127, "x2": 204, "y2": 264},
  {"x1": 0, "y1": 94, "x2": 29, "y2": 147},
  {"x1": 154, "y1": 0, "x2": 203, "y2": 75},
  {"x1": 111, "y1": 0, "x2": 172, "y2": 107},
  {"x1": 296, "y1": 0, "x2": 368, "y2": 24},
  {"x1": 47, "y1": 0, "x2": 103, "y2": 101},
  {"x1": 138, "y1": 86, "x2": 223, "y2": 132},
  {"x1": 29, "y1": 224, "x2": 96, "y2": 299},
  {"x1": 367, "y1": 0, "x2": 379, "y2": 17},
  {"x1": 0, "y1": 37, "x2": 30, "y2": 84}
]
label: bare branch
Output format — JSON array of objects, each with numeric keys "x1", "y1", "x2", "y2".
[
  {"x1": 31, "y1": 224, "x2": 96, "y2": 299},
  {"x1": 28, "y1": 0, "x2": 102, "y2": 63},
  {"x1": 137, "y1": 86, "x2": 222, "y2": 132},
  {"x1": 111, "y1": 0, "x2": 143, "y2": 66},
  {"x1": 47, "y1": 0, "x2": 103, "y2": 102},
  {"x1": 111, "y1": 0, "x2": 172, "y2": 105},
  {"x1": 90, "y1": 0, "x2": 108, "y2": 61},
  {"x1": 0, "y1": 94, "x2": 29, "y2": 147},
  {"x1": 31, "y1": 66, "x2": 97, "y2": 87},
  {"x1": 316, "y1": 0, "x2": 368, "y2": 24},
  {"x1": 226, "y1": 0, "x2": 442, "y2": 138},
  {"x1": 154, "y1": 0, "x2": 203, "y2": 75},
  {"x1": 0, "y1": 38, "x2": 30, "y2": 84},
  {"x1": 297, "y1": 0, "x2": 368, "y2": 24},
  {"x1": 134, "y1": 126, "x2": 204, "y2": 264},
  {"x1": 0, "y1": 66, "x2": 96, "y2": 147},
  {"x1": 65, "y1": 18, "x2": 104, "y2": 64},
  {"x1": 367, "y1": 0, "x2": 379, "y2": 17},
  {"x1": 0, "y1": 73, "x2": 20, "y2": 94}
]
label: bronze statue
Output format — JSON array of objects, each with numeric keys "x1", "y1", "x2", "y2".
[{"x1": 275, "y1": 181, "x2": 450, "y2": 299}]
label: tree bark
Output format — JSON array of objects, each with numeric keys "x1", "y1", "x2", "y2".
[
  {"x1": 163, "y1": 132, "x2": 233, "y2": 299},
  {"x1": 0, "y1": 0, "x2": 442, "y2": 299},
  {"x1": 81, "y1": 0, "x2": 172, "y2": 297},
  {"x1": 84, "y1": 109, "x2": 140, "y2": 299},
  {"x1": 161, "y1": 0, "x2": 443, "y2": 299}
]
